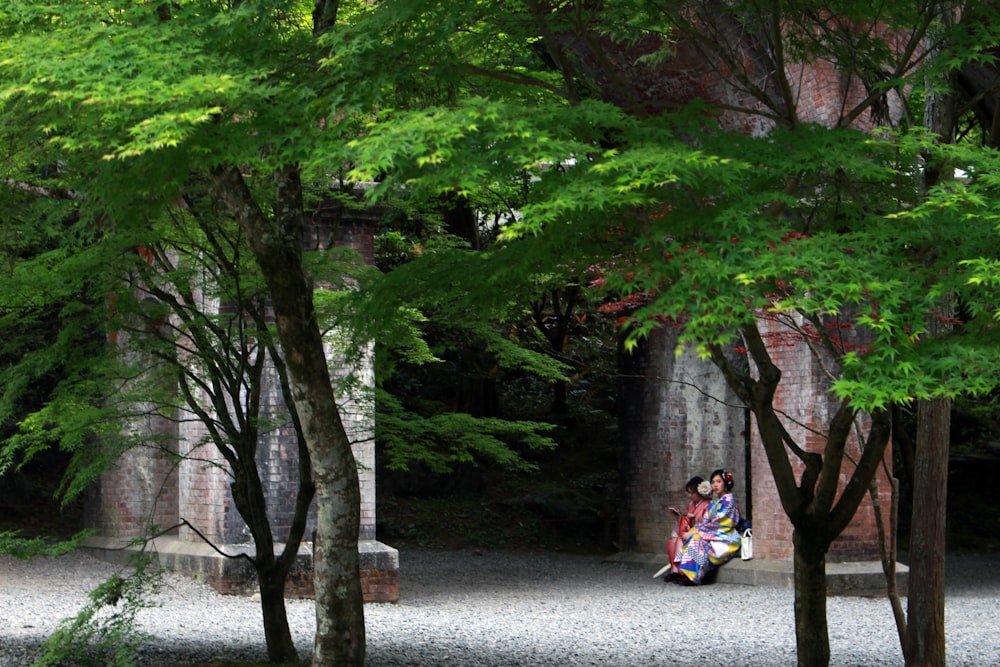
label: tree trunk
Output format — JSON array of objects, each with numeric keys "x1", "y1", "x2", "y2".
[
  {"x1": 258, "y1": 565, "x2": 298, "y2": 662},
  {"x1": 212, "y1": 163, "x2": 366, "y2": 667},
  {"x1": 904, "y1": 10, "x2": 956, "y2": 659},
  {"x1": 236, "y1": 478, "x2": 301, "y2": 663},
  {"x1": 903, "y1": 396, "x2": 950, "y2": 666},
  {"x1": 793, "y1": 527, "x2": 830, "y2": 667}
]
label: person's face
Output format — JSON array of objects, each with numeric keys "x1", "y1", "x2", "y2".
[
  {"x1": 686, "y1": 487, "x2": 701, "y2": 503},
  {"x1": 711, "y1": 474, "x2": 726, "y2": 497}
]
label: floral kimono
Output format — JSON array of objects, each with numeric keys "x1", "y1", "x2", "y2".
[
  {"x1": 665, "y1": 497, "x2": 711, "y2": 573},
  {"x1": 674, "y1": 493, "x2": 742, "y2": 584}
]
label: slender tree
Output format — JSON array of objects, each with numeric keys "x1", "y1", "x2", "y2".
[
  {"x1": 0, "y1": 2, "x2": 372, "y2": 663},
  {"x1": 120, "y1": 201, "x2": 320, "y2": 663}
]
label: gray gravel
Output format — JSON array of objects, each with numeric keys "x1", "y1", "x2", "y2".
[{"x1": 1, "y1": 549, "x2": 998, "y2": 666}]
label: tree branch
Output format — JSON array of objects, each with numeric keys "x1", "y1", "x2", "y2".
[{"x1": 3, "y1": 178, "x2": 85, "y2": 201}]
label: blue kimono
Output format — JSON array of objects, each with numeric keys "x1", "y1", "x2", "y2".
[{"x1": 674, "y1": 492, "x2": 742, "y2": 584}]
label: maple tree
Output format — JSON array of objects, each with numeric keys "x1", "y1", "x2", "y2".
[
  {"x1": 4, "y1": 1, "x2": 1000, "y2": 665},
  {"x1": 334, "y1": 2, "x2": 1000, "y2": 665}
]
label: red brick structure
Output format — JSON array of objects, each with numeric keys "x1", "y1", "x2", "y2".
[
  {"x1": 86, "y1": 410, "x2": 180, "y2": 540},
  {"x1": 618, "y1": 326, "x2": 748, "y2": 554},
  {"x1": 85, "y1": 194, "x2": 398, "y2": 603},
  {"x1": 749, "y1": 313, "x2": 893, "y2": 562},
  {"x1": 606, "y1": 16, "x2": 901, "y2": 571},
  {"x1": 619, "y1": 314, "x2": 894, "y2": 568}
]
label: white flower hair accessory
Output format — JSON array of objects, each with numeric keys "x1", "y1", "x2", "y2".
[{"x1": 697, "y1": 480, "x2": 712, "y2": 498}]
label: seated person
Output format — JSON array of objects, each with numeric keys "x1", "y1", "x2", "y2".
[
  {"x1": 664, "y1": 476, "x2": 711, "y2": 581},
  {"x1": 673, "y1": 468, "x2": 742, "y2": 585}
]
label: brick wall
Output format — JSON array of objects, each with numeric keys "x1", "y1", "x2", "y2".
[
  {"x1": 325, "y1": 336, "x2": 377, "y2": 541},
  {"x1": 251, "y1": 359, "x2": 327, "y2": 545},
  {"x1": 212, "y1": 569, "x2": 399, "y2": 604},
  {"x1": 183, "y1": 542, "x2": 398, "y2": 604},
  {"x1": 567, "y1": 17, "x2": 904, "y2": 136},
  {"x1": 306, "y1": 190, "x2": 380, "y2": 266},
  {"x1": 750, "y1": 313, "x2": 893, "y2": 562},
  {"x1": 600, "y1": 14, "x2": 901, "y2": 562},
  {"x1": 360, "y1": 568, "x2": 399, "y2": 603},
  {"x1": 117, "y1": 538, "x2": 399, "y2": 604},
  {"x1": 87, "y1": 200, "x2": 383, "y2": 557},
  {"x1": 177, "y1": 413, "x2": 239, "y2": 544},
  {"x1": 84, "y1": 357, "x2": 179, "y2": 538},
  {"x1": 619, "y1": 312, "x2": 894, "y2": 562},
  {"x1": 619, "y1": 325, "x2": 748, "y2": 553}
]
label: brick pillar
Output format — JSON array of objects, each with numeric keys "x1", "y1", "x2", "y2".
[
  {"x1": 85, "y1": 318, "x2": 180, "y2": 541},
  {"x1": 750, "y1": 313, "x2": 893, "y2": 562},
  {"x1": 177, "y1": 414, "x2": 238, "y2": 544},
  {"x1": 619, "y1": 325, "x2": 748, "y2": 553},
  {"x1": 325, "y1": 336, "x2": 377, "y2": 542},
  {"x1": 85, "y1": 408, "x2": 179, "y2": 538},
  {"x1": 89, "y1": 203, "x2": 397, "y2": 602}
]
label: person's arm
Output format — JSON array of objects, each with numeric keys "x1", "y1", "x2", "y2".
[
  {"x1": 704, "y1": 495, "x2": 741, "y2": 540},
  {"x1": 672, "y1": 502, "x2": 697, "y2": 521}
]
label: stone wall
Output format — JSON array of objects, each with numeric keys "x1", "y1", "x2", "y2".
[
  {"x1": 618, "y1": 325, "x2": 748, "y2": 553},
  {"x1": 85, "y1": 199, "x2": 398, "y2": 602}
]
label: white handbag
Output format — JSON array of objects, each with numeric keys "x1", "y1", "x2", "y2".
[{"x1": 741, "y1": 528, "x2": 753, "y2": 560}]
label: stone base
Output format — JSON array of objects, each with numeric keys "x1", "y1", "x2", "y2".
[
  {"x1": 82, "y1": 536, "x2": 399, "y2": 603},
  {"x1": 607, "y1": 552, "x2": 908, "y2": 597}
]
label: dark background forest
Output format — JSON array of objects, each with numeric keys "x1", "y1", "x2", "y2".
[{"x1": 3, "y1": 297, "x2": 998, "y2": 557}]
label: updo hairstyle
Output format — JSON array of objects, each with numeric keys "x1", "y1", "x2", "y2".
[{"x1": 710, "y1": 468, "x2": 735, "y2": 492}]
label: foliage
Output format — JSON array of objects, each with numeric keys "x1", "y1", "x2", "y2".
[
  {"x1": 324, "y1": 3, "x2": 1000, "y2": 666},
  {"x1": 0, "y1": 529, "x2": 91, "y2": 559},
  {"x1": 34, "y1": 552, "x2": 162, "y2": 667},
  {"x1": 0, "y1": 207, "x2": 156, "y2": 503},
  {"x1": 376, "y1": 388, "x2": 555, "y2": 473},
  {"x1": 4, "y1": 0, "x2": 1000, "y2": 664},
  {"x1": 325, "y1": 0, "x2": 1000, "y2": 412}
]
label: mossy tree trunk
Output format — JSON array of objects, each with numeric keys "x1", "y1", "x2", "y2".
[{"x1": 212, "y1": 163, "x2": 366, "y2": 667}]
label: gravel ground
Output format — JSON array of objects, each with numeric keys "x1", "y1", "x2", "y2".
[{"x1": 1, "y1": 549, "x2": 998, "y2": 666}]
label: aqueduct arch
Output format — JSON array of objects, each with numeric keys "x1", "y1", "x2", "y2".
[
  {"x1": 84, "y1": 199, "x2": 399, "y2": 602},
  {"x1": 593, "y1": 13, "x2": 905, "y2": 586},
  {"x1": 76, "y1": 8, "x2": 984, "y2": 596}
]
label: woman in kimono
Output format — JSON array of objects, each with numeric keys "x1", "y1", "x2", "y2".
[
  {"x1": 673, "y1": 468, "x2": 742, "y2": 585},
  {"x1": 664, "y1": 476, "x2": 712, "y2": 580}
]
